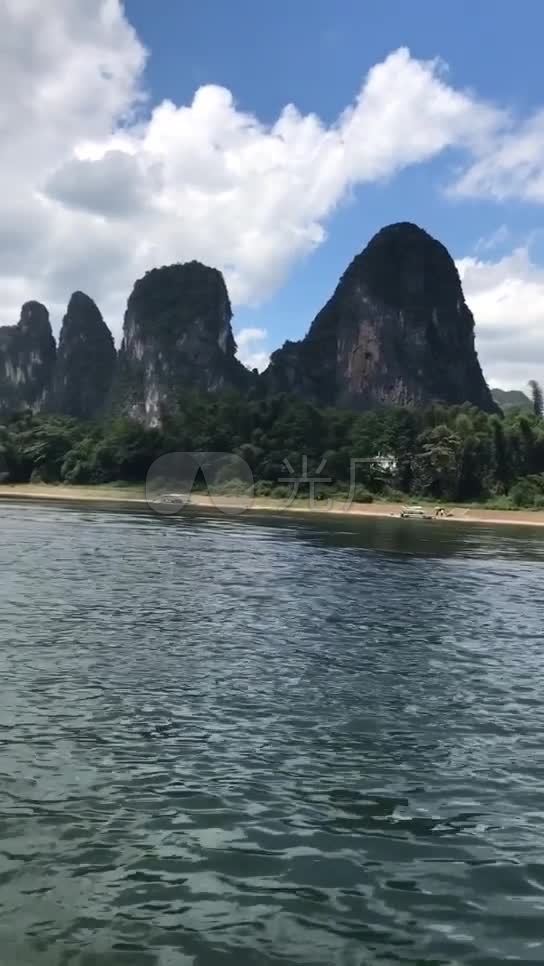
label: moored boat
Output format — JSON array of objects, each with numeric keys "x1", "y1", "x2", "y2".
[{"x1": 400, "y1": 505, "x2": 433, "y2": 520}]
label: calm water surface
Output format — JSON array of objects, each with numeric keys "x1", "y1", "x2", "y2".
[{"x1": 1, "y1": 501, "x2": 544, "y2": 965}]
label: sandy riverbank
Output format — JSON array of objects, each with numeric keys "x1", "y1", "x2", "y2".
[{"x1": 1, "y1": 482, "x2": 544, "y2": 528}]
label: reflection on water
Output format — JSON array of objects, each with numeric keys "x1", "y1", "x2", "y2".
[{"x1": 0, "y1": 501, "x2": 544, "y2": 964}]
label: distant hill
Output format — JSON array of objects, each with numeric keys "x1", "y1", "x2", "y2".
[{"x1": 492, "y1": 388, "x2": 532, "y2": 412}]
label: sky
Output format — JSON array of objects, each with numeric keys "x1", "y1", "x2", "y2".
[{"x1": 2, "y1": 1, "x2": 544, "y2": 389}]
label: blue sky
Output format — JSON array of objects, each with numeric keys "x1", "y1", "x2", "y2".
[{"x1": 2, "y1": 1, "x2": 544, "y2": 387}]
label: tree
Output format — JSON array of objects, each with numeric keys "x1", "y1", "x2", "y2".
[
  {"x1": 411, "y1": 425, "x2": 463, "y2": 500},
  {"x1": 529, "y1": 380, "x2": 543, "y2": 420},
  {"x1": 510, "y1": 474, "x2": 544, "y2": 508},
  {"x1": 490, "y1": 416, "x2": 511, "y2": 492},
  {"x1": 2, "y1": 390, "x2": 542, "y2": 506},
  {"x1": 457, "y1": 431, "x2": 495, "y2": 501},
  {"x1": 4, "y1": 414, "x2": 83, "y2": 482}
]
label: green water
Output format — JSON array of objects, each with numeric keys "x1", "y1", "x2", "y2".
[{"x1": 1, "y1": 501, "x2": 544, "y2": 965}]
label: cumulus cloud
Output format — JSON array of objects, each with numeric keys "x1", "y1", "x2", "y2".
[
  {"x1": 458, "y1": 247, "x2": 544, "y2": 389},
  {"x1": 0, "y1": 0, "x2": 144, "y2": 171},
  {"x1": 47, "y1": 47, "x2": 503, "y2": 314},
  {"x1": 0, "y1": 1, "x2": 509, "y2": 340},
  {"x1": 453, "y1": 111, "x2": 544, "y2": 202},
  {"x1": 0, "y1": 0, "x2": 145, "y2": 325},
  {"x1": 234, "y1": 328, "x2": 270, "y2": 372},
  {"x1": 45, "y1": 151, "x2": 155, "y2": 217},
  {"x1": 0, "y1": 0, "x2": 543, "y2": 393}
]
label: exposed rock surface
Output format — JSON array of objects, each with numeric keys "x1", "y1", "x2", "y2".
[
  {"x1": 265, "y1": 222, "x2": 497, "y2": 413},
  {"x1": 116, "y1": 261, "x2": 250, "y2": 425},
  {"x1": 54, "y1": 292, "x2": 116, "y2": 419},
  {"x1": 0, "y1": 302, "x2": 56, "y2": 414},
  {"x1": 0, "y1": 225, "x2": 499, "y2": 425}
]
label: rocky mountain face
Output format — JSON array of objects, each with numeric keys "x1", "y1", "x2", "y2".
[
  {"x1": 54, "y1": 292, "x2": 116, "y2": 419},
  {"x1": 0, "y1": 302, "x2": 56, "y2": 415},
  {"x1": 116, "y1": 261, "x2": 250, "y2": 425},
  {"x1": 265, "y1": 222, "x2": 497, "y2": 413},
  {"x1": 0, "y1": 225, "x2": 498, "y2": 424}
]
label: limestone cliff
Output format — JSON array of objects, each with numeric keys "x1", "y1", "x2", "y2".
[
  {"x1": 265, "y1": 222, "x2": 497, "y2": 413},
  {"x1": 0, "y1": 302, "x2": 56, "y2": 415},
  {"x1": 116, "y1": 261, "x2": 250, "y2": 425},
  {"x1": 54, "y1": 292, "x2": 116, "y2": 419},
  {"x1": 0, "y1": 224, "x2": 498, "y2": 424}
]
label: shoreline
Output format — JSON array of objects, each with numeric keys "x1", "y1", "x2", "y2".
[{"x1": 1, "y1": 483, "x2": 544, "y2": 528}]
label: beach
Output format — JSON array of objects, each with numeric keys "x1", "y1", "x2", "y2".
[{"x1": 1, "y1": 482, "x2": 544, "y2": 527}]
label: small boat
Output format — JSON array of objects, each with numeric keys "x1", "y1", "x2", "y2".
[{"x1": 400, "y1": 505, "x2": 433, "y2": 520}]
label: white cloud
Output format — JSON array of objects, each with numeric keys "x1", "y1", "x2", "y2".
[
  {"x1": 0, "y1": 0, "x2": 145, "y2": 326},
  {"x1": 45, "y1": 150, "x2": 154, "y2": 217},
  {"x1": 458, "y1": 247, "x2": 544, "y2": 389},
  {"x1": 0, "y1": 0, "x2": 145, "y2": 172},
  {"x1": 454, "y1": 111, "x2": 544, "y2": 202},
  {"x1": 234, "y1": 328, "x2": 270, "y2": 372},
  {"x1": 474, "y1": 224, "x2": 511, "y2": 254},
  {"x1": 47, "y1": 47, "x2": 502, "y2": 316},
  {"x1": 0, "y1": 3, "x2": 509, "y2": 339}
]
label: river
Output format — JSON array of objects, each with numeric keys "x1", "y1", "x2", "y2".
[{"x1": 1, "y1": 501, "x2": 544, "y2": 964}]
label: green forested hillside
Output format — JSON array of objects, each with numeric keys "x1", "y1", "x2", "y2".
[{"x1": 2, "y1": 393, "x2": 544, "y2": 508}]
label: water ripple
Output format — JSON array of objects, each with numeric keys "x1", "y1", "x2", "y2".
[{"x1": 1, "y1": 502, "x2": 544, "y2": 964}]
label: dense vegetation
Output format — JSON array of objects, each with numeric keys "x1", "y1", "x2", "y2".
[{"x1": 1, "y1": 391, "x2": 544, "y2": 508}]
